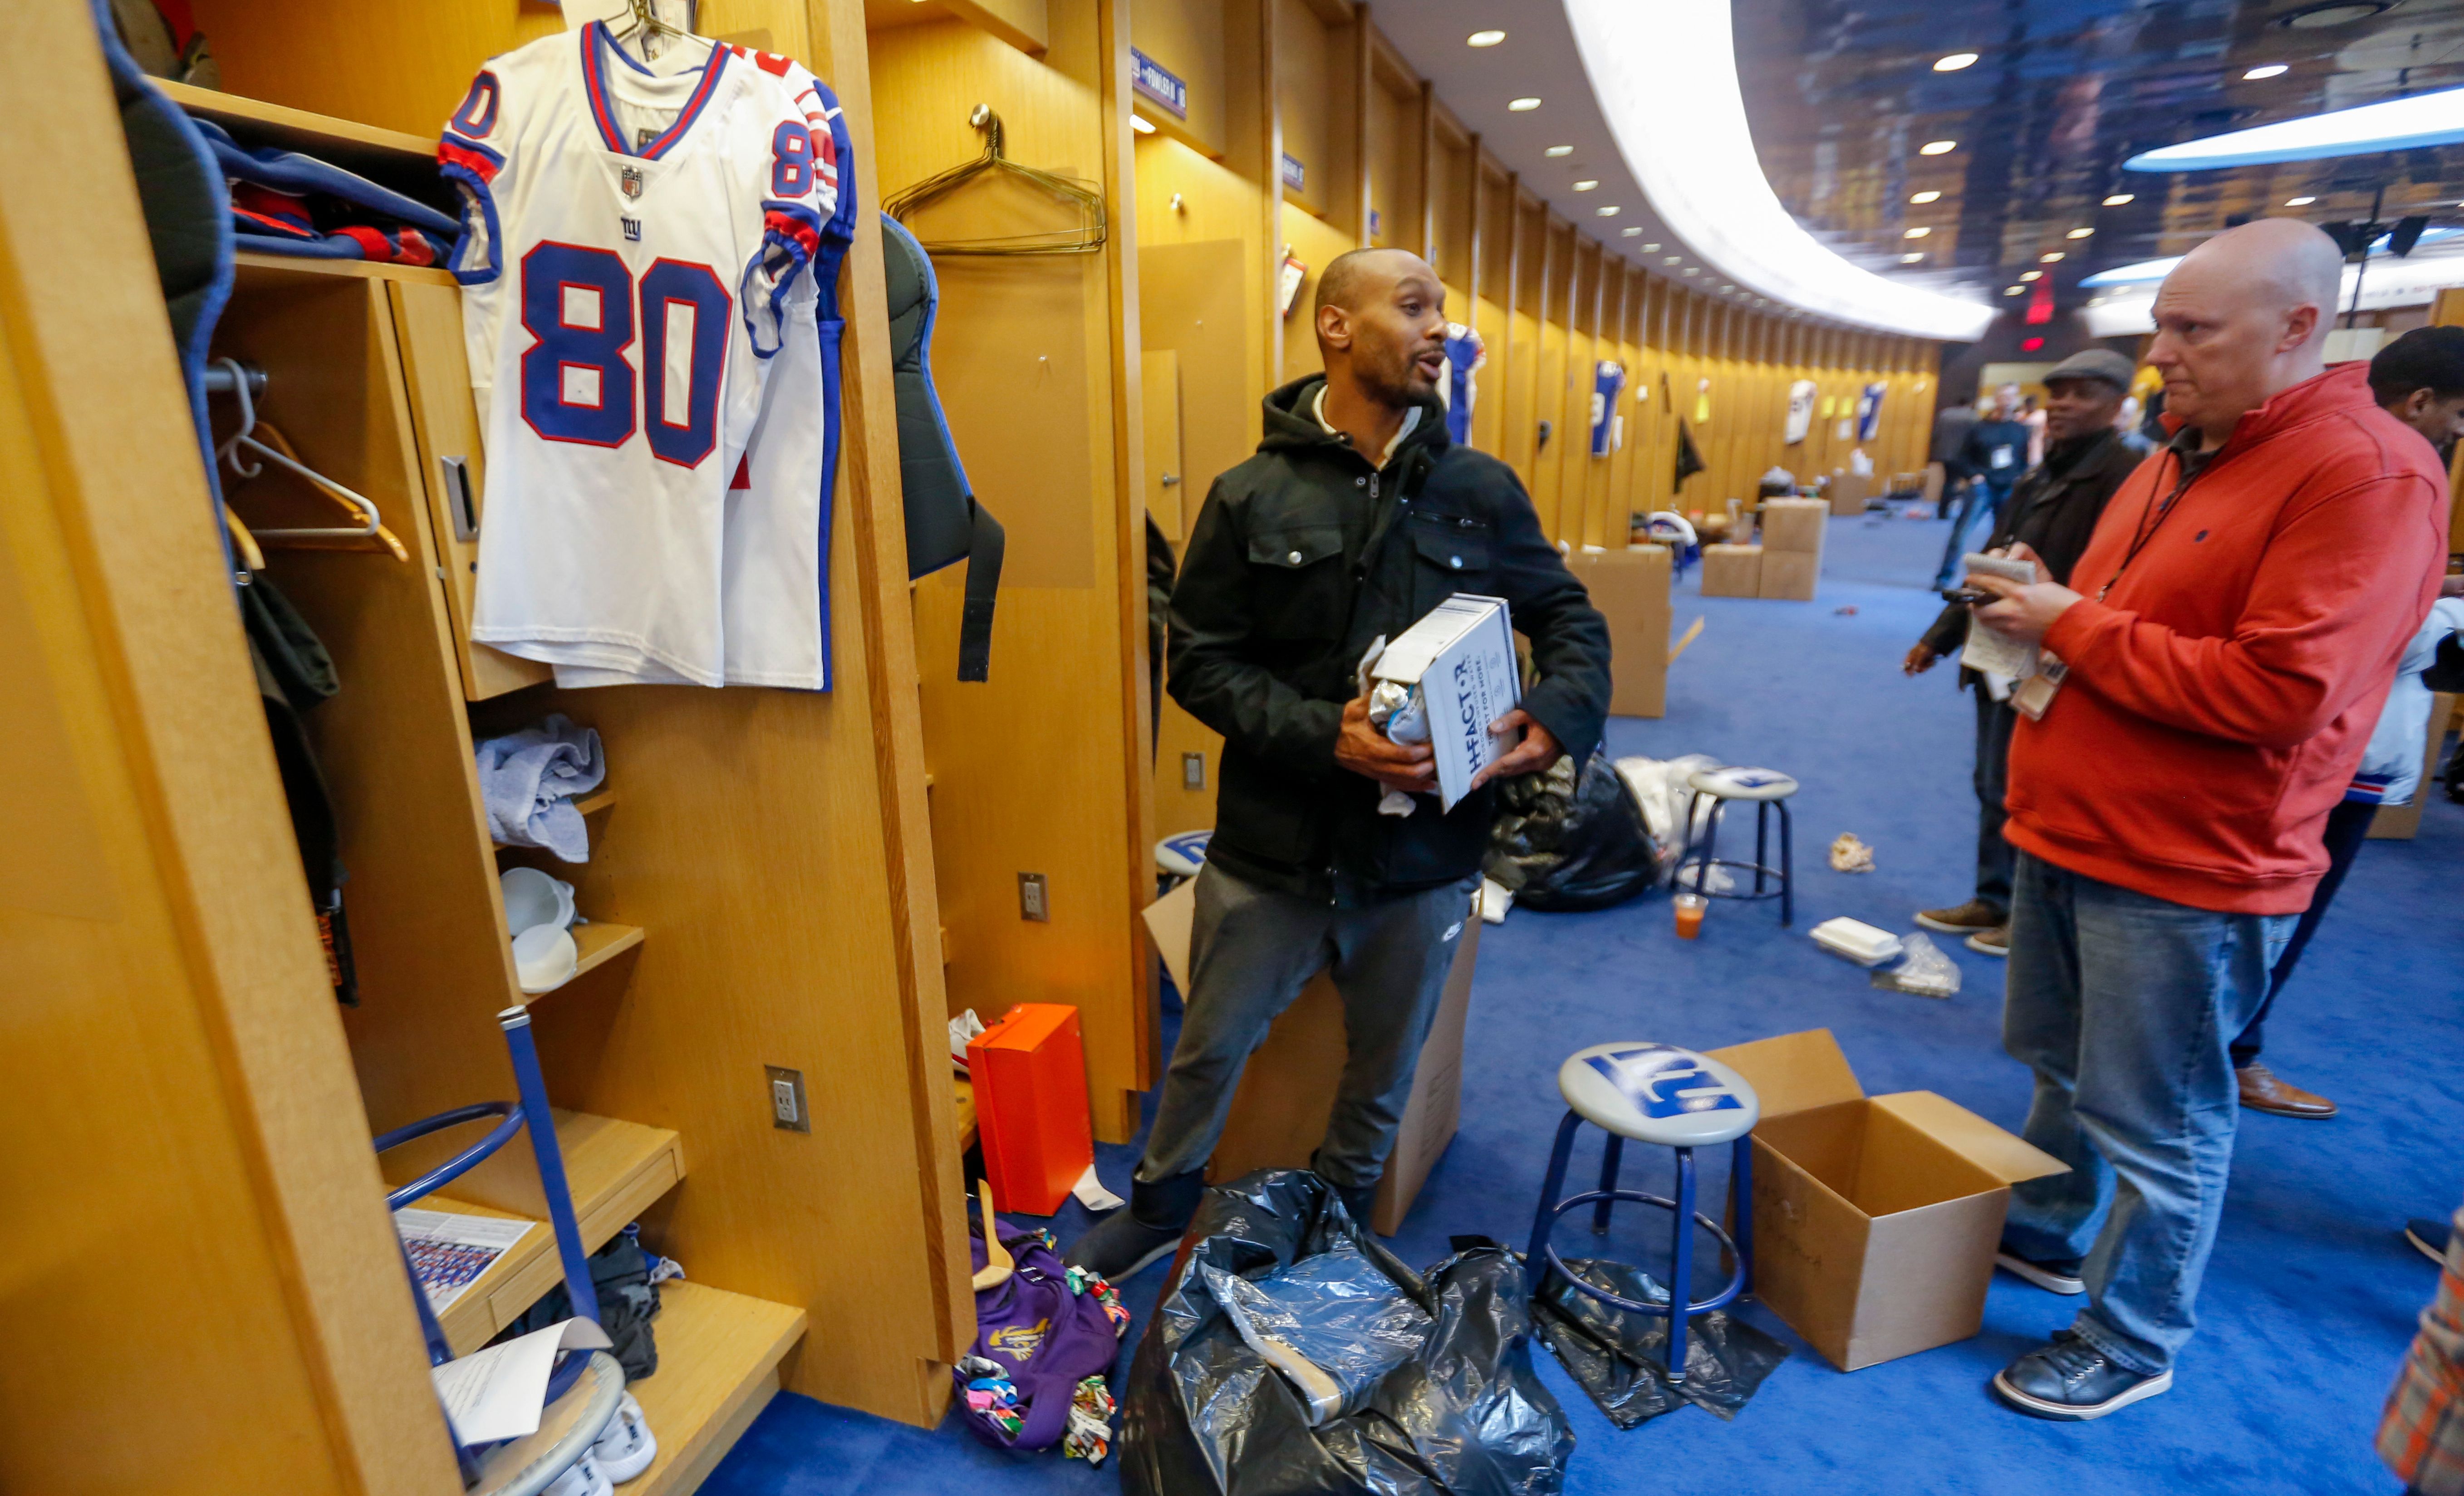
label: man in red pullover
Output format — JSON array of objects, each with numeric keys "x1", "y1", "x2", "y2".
[{"x1": 1965, "y1": 217, "x2": 2447, "y2": 1421}]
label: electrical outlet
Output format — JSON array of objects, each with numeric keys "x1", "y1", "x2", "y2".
[
  {"x1": 1018, "y1": 871, "x2": 1050, "y2": 922},
  {"x1": 1182, "y1": 752, "x2": 1206, "y2": 791},
  {"x1": 765, "y1": 1065, "x2": 809, "y2": 1133}
]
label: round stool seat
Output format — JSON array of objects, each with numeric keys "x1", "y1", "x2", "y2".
[
  {"x1": 1156, "y1": 829, "x2": 1212, "y2": 879},
  {"x1": 1687, "y1": 765, "x2": 1797, "y2": 802},
  {"x1": 1556, "y1": 1042, "x2": 1760, "y2": 1147}
]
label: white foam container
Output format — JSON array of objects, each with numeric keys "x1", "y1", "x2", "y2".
[{"x1": 1811, "y1": 916, "x2": 1904, "y2": 967}]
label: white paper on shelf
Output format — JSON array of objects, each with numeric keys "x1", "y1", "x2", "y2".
[
  {"x1": 431, "y1": 1317, "x2": 614, "y2": 1447},
  {"x1": 396, "y1": 1207, "x2": 538, "y2": 1314},
  {"x1": 1957, "y1": 553, "x2": 2042, "y2": 682}
]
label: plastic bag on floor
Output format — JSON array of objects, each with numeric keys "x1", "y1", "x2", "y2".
[
  {"x1": 1201, "y1": 1235, "x2": 1433, "y2": 1424},
  {"x1": 1871, "y1": 931, "x2": 1962, "y2": 998},
  {"x1": 1120, "y1": 1170, "x2": 1575, "y2": 1496},
  {"x1": 1484, "y1": 750, "x2": 1662, "y2": 912},
  {"x1": 1531, "y1": 1257, "x2": 1789, "y2": 1428}
]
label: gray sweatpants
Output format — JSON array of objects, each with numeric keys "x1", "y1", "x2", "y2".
[{"x1": 1135, "y1": 862, "x2": 1475, "y2": 1191}]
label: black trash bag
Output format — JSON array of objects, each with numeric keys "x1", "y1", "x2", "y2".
[
  {"x1": 1483, "y1": 750, "x2": 1661, "y2": 912},
  {"x1": 1530, "y1": 1258, "x2": 1788, "y2": 1429},
  {"x1": 1120, "y1": 1170, "x2": 1576, "y2": 1496}
]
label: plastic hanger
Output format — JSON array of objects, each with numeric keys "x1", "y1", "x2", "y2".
[
  {"x1": 209, "y1": 357, "x2": 408, "y2": 560},
  {"x1": 884, "y1": 105, "x2": 1108, "y2": 257}
]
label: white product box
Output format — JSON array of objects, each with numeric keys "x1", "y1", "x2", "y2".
[{"x1": 1373, "y1": 594, "x2": 1521, "y2": 812}]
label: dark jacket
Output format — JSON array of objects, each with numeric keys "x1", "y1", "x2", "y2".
[
  {"x1": 1954, "y1": 417, "x2": 2031, "y2": 488},
  {"x1": 1168, "y1": 376, "x2": 1613, "y2": 904},
  {"x1": 1921, "y1": 427, "x2": 2146, "y2": 675}
]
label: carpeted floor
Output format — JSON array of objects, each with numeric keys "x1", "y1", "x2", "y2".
[{"x1": 703, "y1": 512, "x2": 2460, "y2": 1496}]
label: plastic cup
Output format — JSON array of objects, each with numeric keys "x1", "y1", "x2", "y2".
[
  {"x1": 1674, "y1": 893, "x2": 1707, "y2": 939},
  {"x1": 501, "y1": 866, "x2": 576, "y2": 937}
]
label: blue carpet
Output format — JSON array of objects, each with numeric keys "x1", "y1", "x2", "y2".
[{"x1": 705, "y1": 513, "x2": 2460, "y2": 1495}]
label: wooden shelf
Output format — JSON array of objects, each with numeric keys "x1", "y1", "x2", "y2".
[
  {"x1": 955, "y1": 1079, "x2": 977, "y2": 1154},
  {"x1": 519, "y1": 922, "x2": 646, "y2": 1003},
  {"x1": 234, "y1": 250, "x2": 458, "y2": 288},
  {"x1": 160, "y1": 78, "x2": 434, "y2": 159},
  {"x1": 412, "y1": 1110, "x2": 685, "y2": 1358},
  {"x1": 627, "y1": 1280, "x2": 808, "y2": 1496},
  {"x1": 494, "y1": 789, "x2": 618, "y2": 853}
]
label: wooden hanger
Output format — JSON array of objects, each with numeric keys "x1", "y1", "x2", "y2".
[
  {"x1": 884, "y1": 105, "x2": 1108, "y2": 257},
  {"x1": 209, "y1": 358, "x2": 408, "y2": 560},
  {"x1": 971, "y1": 1178, "x2": 1014, "y2": 1291}
]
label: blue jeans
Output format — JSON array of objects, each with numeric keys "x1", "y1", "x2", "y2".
[
  {"x1": 1934, "y1": 477, "x2": 2013, "y2": 588},
  {"x1": 2000, "y1": 851, "x2": 2294, "y2": 1374}
]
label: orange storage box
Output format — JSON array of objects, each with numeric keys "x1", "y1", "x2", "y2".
[{"x1": 967, "y1": 1003, "x2": 1094, "y2": 1216}]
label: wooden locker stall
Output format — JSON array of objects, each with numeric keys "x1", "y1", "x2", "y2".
[
  {"x1": 1501, "y1": 191, "x2": 1546, "y2": 486},
  {"x1": 865, "y1": 0, "x2": 1156, "y2": 1141},
  {"x1": 1273, "y1": 0, "x2": 1356, "y2": 235},
  {"x1": 1363, "y1": 30, "x2": 1420, "y2": 251},
  {"x1": 1429, "y1": 108, "x2": 1475, "y2": 297},
  {"x1": 1531, "y1": 217, "x2": 1575, "y2": 541},
  {"x1": 1470, "y1": 164, "x2": 1517, "y2": 459},
  {"x1": 43, "y1": 9, "x2": 985, "y2": 1494}
]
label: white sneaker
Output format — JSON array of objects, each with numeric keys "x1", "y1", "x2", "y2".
[
  {"x1": 592, "y1": 1393, "x2": 658, "y2": 1484},
  {"x1": 543, "y1": 1451, "x2": 613, "y2": 1496}
]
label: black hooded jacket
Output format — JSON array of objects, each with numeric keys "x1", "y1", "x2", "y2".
[{"x1": 1168, "y1": 376, "x2": 1613, "y2": 904}]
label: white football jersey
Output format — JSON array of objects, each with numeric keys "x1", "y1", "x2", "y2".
[{"x1": 442, "y1": 22, "x2": 826, "y2": 686}]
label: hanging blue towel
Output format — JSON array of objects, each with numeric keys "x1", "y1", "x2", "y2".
[{"x1": 475, "y1": 715, "x2": 605, "y2": 863}]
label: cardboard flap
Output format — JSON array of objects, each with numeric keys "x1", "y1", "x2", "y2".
[
  {"x1": 1706, "y1": 1029, "x2": 1865, "y2": 1119},
  {"x1": 1870, "y1": 1092, "x2": 2067, "y2": 1185},
  {"x1": 1142, "y1": 878, "x2": 1197, "y2": 996}
]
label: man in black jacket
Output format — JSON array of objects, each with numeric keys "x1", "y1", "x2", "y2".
[
  {"x1": 1904, "y1": 348, "x2": 2142, "y2": 956},
  {"x1": 1067, "y1": 247, "x2": 1611, "y2": 1279}
]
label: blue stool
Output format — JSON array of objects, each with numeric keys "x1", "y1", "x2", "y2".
[
  {"x1": 1525, "y1": 1042, "x2": 1760, "y2": 1383},
  {"x1": 1678, "y1": 766, "x2": 1797, "y2": 926}
]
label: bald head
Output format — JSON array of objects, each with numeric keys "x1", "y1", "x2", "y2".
[
  {"x1": 1314, "y1": 246, "x2": 1448, "y2": 413},
  {"x1": 2148, "y1": 217, "x2": 2346, "y2": 447}
]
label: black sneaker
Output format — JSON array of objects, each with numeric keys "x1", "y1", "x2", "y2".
[
  {"x1": 1062, "y1": 1168, "x2": 1206, "y2": 1283},
  {"x1": 2406, "y1": 1218, "x2": 2454, "y2": 1265},
  {"x1": 1994, "y1": 1248, "x2": 2086, "y2": 1295},
  {"x1": 1992, "y1": 1332, "x2": 2171, "y2": 1420}
]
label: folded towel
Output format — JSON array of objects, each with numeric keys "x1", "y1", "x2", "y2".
[{"x1": 475, "y1": 714, "x2": 605, "y2": 863}]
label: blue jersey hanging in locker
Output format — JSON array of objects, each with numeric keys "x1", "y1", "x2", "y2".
[
  {"x1": 1590, "y1": 360, "x2": 1625, "y2": 457},
  {"x1": 1438, "y1": 322, "x2": 1485, "y2": 445}
]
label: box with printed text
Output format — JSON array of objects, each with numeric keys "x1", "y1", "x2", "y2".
[{"x1": 1371, "y1": 594, "x2": 1520, "y2": 812}]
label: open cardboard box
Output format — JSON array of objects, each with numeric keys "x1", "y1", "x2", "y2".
[
  {"x1": 1142, "y1": 877, "x2": 1478, "y2": 1236},
  {"x1": 1704, "y1": 1030, "x2": 2066, "y2": 1371}
]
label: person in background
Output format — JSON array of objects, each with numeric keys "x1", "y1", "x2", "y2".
[
  {"x1": 2022, "y1": 392, "x2": 2048, "y2": 468},
  {"x1": 1904, "y1": 349, "x2": 2143, "y2": 957},
  {"x1": 2381, "y1": 1202, "x2": 2464, "y2": 1496},
  {"x1": 1065, "y1": 247, "x2": 1611, "y2": 1281},
  {"x1": 1928, "y1": 388, "x2": 1980, "y2": 516},
  {"x1": 1932, "y1": 386, "x2": 2030, "y2": 590},
  {"x1": 2232, "y1": 323, "x2": 2464, "y2": 1122},
  {"x1": 1963, "y1": 219, "x2": 2446, "y2": 1420}
]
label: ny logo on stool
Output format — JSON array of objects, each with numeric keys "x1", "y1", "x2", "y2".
[{"x1": 1585, "y1": 1044, "x2": 1744, "y2": 1119}]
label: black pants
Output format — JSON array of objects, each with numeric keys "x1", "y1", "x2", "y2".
[
  {"x1": 2230, "y1": 797, "x2": 2379, "y2": 1067},
  {"x1": 1973, "y1": 684, "x2": 2020, "y2": 919}
]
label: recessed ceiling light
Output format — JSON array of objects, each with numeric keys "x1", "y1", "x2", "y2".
[
  {"x1": 2005, "y1": 285, "x2": 2026, "y2": 295},
  {"x1": 1901, "y1": 252, "x2": 1925, "y2": 262},
  {"x1": 1934, "y1": 52, "x2": 1979, "y2": 71},
  {"x1": 1130, "y1": 115, "x2": 1155, "y2": 135},
  {"x1": 2020, "y1": 270, "x2": 2042, "y2": 280},
  {"x1": 1621, "y1": 226, "x2": 1644, "y2": 236},
  {"x1": 2244, "y1": 63, "x2": 2289, "y2": 79},
  {"x1": 1910, "y1": 190, "x2": 1943, "y2": 204},
  {"x1": 1572, "y1": 180, "x2": 1600, "y2": 191},
  {"x1": 1597, "y1": 205, "x2": 1620, "y2": 216},
  {"x1": 1545, "y1": 145, "x2": 1575, "y2": 157},
  {"x1": 1467, "y1": 29, "x2": 1506, "y2": 47},
  {"x1": 1682, "y1": 266, "x2": 1698, "y2": 275},
  {"x1": 1904, "y1": 226, "x2": 1931, "y2": 239},
  {"x1": 1641, "y1": 242, "x2": 1661, "y2": 251},
  {"x1": 1721, "y1": 284, "x2": 1735, "y2": 291},
  {"x1": 2041, "y1": 251, "x2": 2065, "y2": 262},
  {"x1": 2104, "y1": 192, "x2": 2136, "y2": 206},
  {"x1": 2286, "y1": 194, "x2": 2317, "y2": 205},
  {"x1": 2066, "y1": 226, "x2": 2094, "y2": 238},
  {"x1": 1921, "y1": 140, "x2": 1958, "y2": 156},
  {"x1": 1509, "y1": 97, "x2": 1542, "y2": 112},
  {"x1": 1664, "y1": 255, "x2": 1683, "y2": 264}
]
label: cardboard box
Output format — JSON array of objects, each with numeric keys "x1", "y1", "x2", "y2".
[
  {"x1": 2369, "y1": 690, "x2": 2457, "y2": 840},
  {"x1": 1759, "y1": 497, "x2": 1829, "y2": 555},
  {"x1": 1828, "y1": 470, "x2": 1872, "y2": 516},
  {"x1": 1565, "y1": 545, "x2": 1672, "y2": 718},
  {"x1": 1372, "y1": 594, "x2": 1519, "y2": 811},
  {"x1": 1758, "y1": 550, "x2": 1820, "y2": 602},
  {"x1": 1142, "y1": 878, "x2": 1480, "y2": 1236},
  {"x1": 1703, "y1": 1030, "x2": 2066, "y2": 1370},
  {"x1": 1701, "y1": 544, "x2": 1762, "y2": 598},
  {"x1": 969, "y1": 1004, "x2": 1095, "y2": 1216}
]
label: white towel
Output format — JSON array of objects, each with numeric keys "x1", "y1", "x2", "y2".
[{"x1": 476, "y1": 714, "x2": 606, "y2": 863}]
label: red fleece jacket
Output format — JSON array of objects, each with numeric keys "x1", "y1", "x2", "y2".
[{"x1": 2003, "y1": 363, "x2": 2447, "y2": 914}]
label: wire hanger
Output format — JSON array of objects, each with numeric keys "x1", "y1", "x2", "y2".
[
  {"x1": 883, "y1": 105, "x2": 1108, "y2": 257},
  {"x1": 209, "y1": 358, "x2": 409, "y2": 560},
  {"x1": 604, "y1": 0, "x2": 707, "y2": 68}
]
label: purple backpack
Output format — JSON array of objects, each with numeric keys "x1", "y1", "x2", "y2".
[{"x1": 954, "y1": 1212, "x2": 1130, "y2": 1459}]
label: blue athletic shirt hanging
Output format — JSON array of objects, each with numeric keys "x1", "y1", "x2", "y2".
[
  {"x1": 1857, "y1": 382, "x2": 1885, "y2": 442},
  {"x1": 1590, "y1": 360, "x2": 1625, "y2": 457},
  {"x1": 1438, "y1": 321, "x2": 1486, "y2": 445}
]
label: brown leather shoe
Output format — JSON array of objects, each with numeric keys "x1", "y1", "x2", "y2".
[{"x1": 2237, "y1": 1063, "x2": 2338, "y2": 1119}]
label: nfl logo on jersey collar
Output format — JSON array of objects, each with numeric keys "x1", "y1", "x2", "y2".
[{"x1": 621, "y1": 165, "x2": 644, "y2": 199}]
